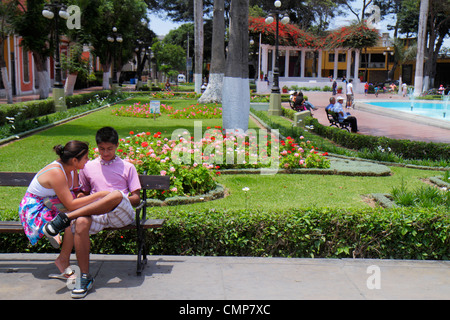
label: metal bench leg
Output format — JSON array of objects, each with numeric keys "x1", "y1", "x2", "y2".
[
  {"x1": 136, "y1": 224, "x2": 147, "y2": 275},
  {"x1": 136, "y1": 194, "x2": 148, "y2": 276}
]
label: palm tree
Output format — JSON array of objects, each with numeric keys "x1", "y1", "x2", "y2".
[
  {"x1": 222, "y1": 0, "x2": 250, "y2": 132},
  {"x1": 414, "y1": 0, "x2": 429, "y2": 96},
  {"x1": 390, "y1": 37, "x2": 416, "y2": 95},
  {"x1": 193, "y1": 0, "x2": 203, "y2": 94}
]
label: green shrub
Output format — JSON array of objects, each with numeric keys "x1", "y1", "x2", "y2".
[
  {"x1": 0, "y1": 90, "x2": 115, "y2": 126},
  {"x1": 2, "y1": 208, "x2": 449, "y2": 260},
  {"x1": 306, "y1": 117, "x2": 450, "y2": 162}
]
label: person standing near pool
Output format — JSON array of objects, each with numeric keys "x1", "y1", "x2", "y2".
[{"x1": 346, "y1": 79, "x2": 354, "y2": 108}]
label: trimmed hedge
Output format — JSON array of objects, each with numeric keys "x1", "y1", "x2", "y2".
[
  {"x1": 2, "y1": 207, "x2": 449, "y2": 260},
  {"x1": 0, "y1": 90, "x2": 114, "y2": 126},
  {"x1": 304, "y1": 117, "x2": 450, "y2": 161}
]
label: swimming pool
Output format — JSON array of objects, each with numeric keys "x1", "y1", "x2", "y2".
[{"x1": 365, "y1": 101, "x2": 450, "y2": 121}]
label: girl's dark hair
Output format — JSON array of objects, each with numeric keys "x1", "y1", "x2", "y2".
[
  {"x1": 53, "y1": 140, "x2": 89, "y2": 164},
  {"x1": 96, "y1": 126, "x2": 119, "y2": 145}
]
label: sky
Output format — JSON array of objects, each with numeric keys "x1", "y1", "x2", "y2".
[{"x1": 148, "y1": 12, "x2": 183, "y2": 36}]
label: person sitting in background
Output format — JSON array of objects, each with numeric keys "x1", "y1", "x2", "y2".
[
  {"x1": 332, "y1": 96, "x2": 358, "y2": 133},
  {"x1": 303, "y1": 97, "x2": 318, "y2": 111},
  {"x1": 293, "y1": 92, "x2": 306, "y2": 111},
  {"x1": 326, "y1": 97, "x2": 336, "y2": 111}
]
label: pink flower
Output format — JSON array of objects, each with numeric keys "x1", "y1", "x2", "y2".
[{"x1": 160, "y1": 170, "x2": 167, "y2": 176}]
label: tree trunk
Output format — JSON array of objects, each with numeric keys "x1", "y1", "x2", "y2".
[
  {"x1": 194, "y1": 0, "x2": 204, "y2": 94},
  {"x1": 0, "y1": 66, "x2": 13, "y2": 104},
  {"x1": 0, "y1": 40, "x2": 13, "y2": 103},
  {"x1": 198, "y1": 0, "x2": 225, "y2": 104},
  {"x1": 33, "y1": 51, "x2": 50, "y2": 99},
  {"x1": 64, "y1": 73, "x2": 78, "y2": 96},
  {"x1": 414, "y1": 0, "x2": 429, "y2": 96},
  {"x1": 222, "y1": 0, "x2": 250, "y2": 132},
  {"x1": 101, "y1": 63, "x2": 111, "y2": 90}
]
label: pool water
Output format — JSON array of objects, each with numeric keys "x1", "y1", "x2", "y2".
[{"x1": 366, "y1": 101, "x2": 450, "y2": 121}]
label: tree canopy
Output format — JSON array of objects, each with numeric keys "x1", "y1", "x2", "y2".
[{"x1": 249, "y1": 16, "x2": 379, "y2": 49}]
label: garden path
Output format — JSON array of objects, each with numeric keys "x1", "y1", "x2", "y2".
[{"x1": 293, "y1": 91, "x2": 450, "y2": 144}]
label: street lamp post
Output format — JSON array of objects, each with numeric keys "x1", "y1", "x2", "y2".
[
  {"x1": 265, "y1": 0, "x2": 290, "y2": 116},
  {"x1": 42, "y1": 0, "x2": 70, "y2": 112},
  {"x1": 107, "y1": 27, "x2": 123, "y2": 91}
]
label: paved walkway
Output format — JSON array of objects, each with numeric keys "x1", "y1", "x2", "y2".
[
  {"x1": 1, "y1": 253, "x2": 449, "y2": 300},
  {"x1": 301, "y1": 91, "x2": 450, "y2": 144}
]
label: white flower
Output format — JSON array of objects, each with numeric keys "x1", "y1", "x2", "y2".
[{"x1": 242, "y1": 187, "x2": 249, "y2": 192}]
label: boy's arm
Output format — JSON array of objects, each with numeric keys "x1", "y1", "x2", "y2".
[{"x1": 129, "y1": 189, "x2": 141, "y2": 207}]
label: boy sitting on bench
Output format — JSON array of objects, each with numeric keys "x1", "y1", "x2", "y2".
[{"x1": 51, "y1": 126, "x2": 141, "y2": 298}]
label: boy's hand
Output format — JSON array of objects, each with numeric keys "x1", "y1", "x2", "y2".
[{"x1": 129, "y1": 190, "x2": 141, "y2": 207}]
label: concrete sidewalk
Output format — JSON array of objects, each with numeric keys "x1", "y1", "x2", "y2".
[{"x1": 0, "y1": 253, "x2": 449, "y2": 300}]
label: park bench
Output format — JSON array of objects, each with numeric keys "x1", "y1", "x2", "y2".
[
  {"x1": 325, "y1": 109, "x2": 350, "y2": 132},
  {"x1": 0, "y1": 172, "x2": 170, "y2": 275}
]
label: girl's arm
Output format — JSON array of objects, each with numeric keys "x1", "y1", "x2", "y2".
[{"x1": 46, "y1": 170, "x2": 109, "y2": 211}]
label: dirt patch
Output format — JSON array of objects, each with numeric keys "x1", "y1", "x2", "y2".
[{"x1": 361, "y1": 195, "x2": 378, "y2": 208}]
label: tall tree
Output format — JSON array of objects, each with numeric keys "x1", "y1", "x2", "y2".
[
  {"x1": 79, "y1": 0, "x2": 148, "y2": 89},
  {"x1": 414, "y1": 0, "x2": 429, "y2": 95},
  {"x1": 0, "y1": 0, "x2": 15, "y2": 103},
  {"x1": 194, "y1": 0, "x2": 204, "y2": 93},
  {"x1": 222, "y1": 0, "x2": 249, "y2": 132},
  {"x1": 422, "y1": 0, "x2": 450, "y2": 90},
  {"x1": 198, "y1": 0, "x2": 225, "y2": 103},
  {"x1": 13, "y1": 0, "x2": 55, "y2": 99},
  {"x1": 151, "y1": 39, "x2": 185, "y2": 80}
]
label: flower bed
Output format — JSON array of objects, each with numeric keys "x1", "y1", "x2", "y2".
[
  {"x1": 150, "y1": 92, "x2": 201, "y2": 100},
  {"x1": 112, "y1": 101, "x2": 162, "y2": 119},
  {"x1": 168, "y1": 104, "x2": 222, "y2": 119},
  {"x1": 112, "y1": 101, "x2": 222, "y2": 119},
  {"x1": 90, "y1": 128, "x2": 330, "y2": 200}
]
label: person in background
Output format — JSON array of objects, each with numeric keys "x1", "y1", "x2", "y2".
[
  {"x1": 332, "y1": 96, "x2": 358, "y2": 133},
  {"x1": 346, "y1": 79, "x2": 354, "y2": 108}
]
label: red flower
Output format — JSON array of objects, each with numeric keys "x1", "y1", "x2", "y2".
[{"x1": 141, "y1": 142, "x2": 149, "y2": 148}]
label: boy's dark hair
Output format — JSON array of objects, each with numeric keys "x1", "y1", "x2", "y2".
[{"x1": 96, "y1": 126, "x2": 119, "y2": 145}]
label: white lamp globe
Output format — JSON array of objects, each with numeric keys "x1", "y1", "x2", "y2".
[
  {"x1": 42, "y1": 9, "x2": 54, "y2": 19},
  {"x1": 265, "y1": 16, "x2": 274, "y2": 24}
]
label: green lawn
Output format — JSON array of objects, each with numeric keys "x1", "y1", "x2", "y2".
[{"x1": 0, "y1": 95, "x2": 444, "y2": 219}]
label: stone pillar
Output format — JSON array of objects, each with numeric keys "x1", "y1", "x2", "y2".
[
  {"x1": 317, "y1": 49, "x2": 323, "y2": 78},
  {"x1": 346, "y1": 49, "x2": 352, "y2": 79},
  {"x1": 333, "y1": 49, "x2": 338, "y2": 79},
  {"x1": 285, "y1": 49, "x2": 290, "y2": 78},
  {"x1": 300, "y1": 49, "x2": 306, "y2": 78}
]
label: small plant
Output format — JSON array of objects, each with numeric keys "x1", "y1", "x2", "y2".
[
  {"x1": 242, "y1": 187, "x2": 250, "y2": 209},
  {"x1": 391, "y1": 178, "x2": 450, "y2": 208}
]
